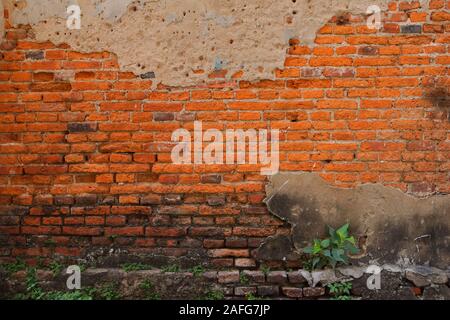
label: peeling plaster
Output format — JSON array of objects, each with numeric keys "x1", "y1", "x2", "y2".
[
  {"x1": 261, "y1": 173, "x2": 450, "y2": 268},
  {"x1": 3, "y1": 0, "x2": 394, "y2": 86}
]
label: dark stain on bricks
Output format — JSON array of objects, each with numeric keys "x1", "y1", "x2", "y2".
[
  {"x1": 401, "y1": 25, "x2": 422, "y2": 33},
  {"x1": 153, "y1": 112, "x2": 174, "y2": 121},
  {"x1": 0, "y1": 206, "x2": 29, "y2": 215},
  {"x1": 54, "y1": 195, "x2": 74, "y2": 206},
  {"x1": 425, "y1": 87, "x2": 449, "y2": 121},
  {"x1": 68, "y1": 122, "x2": 97, "y2": 132},
  {"x1": 75, "y1": 195, "x2": 98, "y2": 206},
  {"x1": 207, "y1": 195, "x2": 226, "y2": 206},
  {"x1": 25, "y1": 51, "x2": 44, "y2": 60},
  {"x1": 201, "y1": 175, "x2": 222, "y2": 184},
  {"x1": 335, "y1": 13, "x2": 351, "y2": 25},
  {"x1": 358, "y1": 46, "x2": 378, "y2": 55},
  {"x1": 41, "y1": 206, "x2": 58, "y2": 215},
  {"x1": 140, "y1": 71, "x2": 155, "y2": 79}
]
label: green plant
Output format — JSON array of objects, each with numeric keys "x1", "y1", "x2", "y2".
[
  {"x1": 79, "y1": 263, "x2": 88, "y2": 272},
  {"x1": 245, "y1": 292, "x2": 266, "y2": 300},
  {"x1": 1, "y1": 259, "x2": 27, "y2": 275},
  {"x1": 25, "y1": 268, "x2": 46, "y2": 300},
  {"x1": 245, "y1": 292, "x2": 256, "y2": 300},
  {"x1": 260, "y1": 265, "x2": 270, "y2": 276},
  {"x1": 239, "y1": 273, "x2": 249, "y2": 285},
  {"x1": 189, "y1": 265, "x2": 205, "y2": 277},
  {"x1": 121, "y1": 262, "x2": 152, "y2": 272},
  {"x1": 45, "y1": 290, "x2": 93, "y2": 300},
  {"x1": 302, "y1": 259, "x2": 314, "y2": 271},
  {"x1": 327, "y1": 281, "x2": 353, "y2": 300},
  {"x1": 48, "y1": 261, "x2": 64, "y2": 276},
  {"x1": 161, "y1": 264, "x2": 180, "y2": 273},
  {"x1": 204, "y1": 290, "x2": 224, "y2": 300},
  {"x1": 97, "y1": 282, "x2": 121, "y2": 300},
  {"x1": 108, "y1": 235, "x2": 118, "y2": 241},
  {"x1": 11, "y1": 265, "x2": 121, "y2": 300},
  {"x1": 14, "y1": 267, "x2": 95, "y2": 300},
  {"x1": 139, "y1": 279, "x2": 161, "y2": 300},
  {"x1": 303, "y1": 223, "x2": 359, "y2": 270}
]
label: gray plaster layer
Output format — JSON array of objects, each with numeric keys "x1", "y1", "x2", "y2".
[
  {"x1": 262, "y1": 173, "x2": 450, "y2": 268},
  {"x1": 4, "y1": 0, "x2": 392, "y2": 86}
]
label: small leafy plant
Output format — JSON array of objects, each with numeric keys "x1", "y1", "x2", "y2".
[
  {"x1": 303, "y1": 223, "x2": 359, "y2": 270},
  {"x1": 97, "y1": 282, "x2": 121, "y2": 300},
  {"x1": 189, "y1": 265, "x2": 205, "y2": 277},
  {"x1": 121, "y1": 262, "x2": 152, "y2": 272},
  {"x1": 48, "y1": 261, "x2": 64, "y2": 276},
  {"x1": 0, "y1": 259, "x2": 27, "y2": 275},
  {"x1": 161, "y1": 264, "x2": 180, "y2": 273},
  {"x1": 245, "y1": 292, "x2": 264, "y2": 300},
  {"x1": 239, "y1": 273, "x2": 250, "y2": 285},
  {"x1": 139, "y1": 279, "x2": 161, "y2": 300},
  {"x1": 260, "y1": 265, "x2": 271, "y2": 276},
  {"x1": 203, "y1": 290, "x2": 224, "y2": 300},
  {"x1": 327, "y1": 281, "x2": 352, "y2": 300}
]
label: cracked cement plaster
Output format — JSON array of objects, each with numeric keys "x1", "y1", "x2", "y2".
[
  {"x1": 261, "y1": 173, "x2": 450, "y2": 269},
  {"x1": 2, "y1": 0, "x2": 394, "y2": 87}
]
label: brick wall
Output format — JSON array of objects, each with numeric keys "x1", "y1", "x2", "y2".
[{"x1": 0, "y1": 1, "x2": 449, "y2": 268}]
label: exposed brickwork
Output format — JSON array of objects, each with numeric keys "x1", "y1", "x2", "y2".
[{"x1": 0, "y1": 2, "x2": 449, "y2": 267}]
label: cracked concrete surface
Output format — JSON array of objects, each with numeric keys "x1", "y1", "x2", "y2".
[
  {"x1": 3, "y1": 0, "x2": 392, "y2": 86},
  {"x1": 261, "y1": 173, "x2": 450, "y2": 268}
]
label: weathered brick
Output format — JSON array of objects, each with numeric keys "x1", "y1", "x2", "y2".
[
  {"x1": 218, "y1": 271, "x2": 240, "y2": 283},
  {"x1": 162, "y1": 194, "x2": 183, "y2": 205},
  {"x1": 74, "y1": 195, "x2": 97, "y2": 206},
  {"x1": 287, "y1": 271, "x2": 308, "y2": 284},
  {"x1": 235, "y1": 286, "x2": 257, "y2": 296},
  {"x1": 141, "y1": 194, "x2": 161, "y2": 205},
  {"x1": 267, "y1": 271, "x2": 288, "y2": 284},
  {"x1": 153, "y1": 112, "x2": 174, "y2": 121},
  {"x1": 303, "y1": 287, "x2": 326, "y2": 297},
  {"x1": 257, "y1": 285, "x2": 279, "y2": 297},
  {"x1": 68, "y1": 122, "x2": 97, "y2": 132},
  {"x1": 282, "y1": 287, "x2": 303, "y2": 298},
  {"x1": 208, "y1": 249, "x2": 249, "y2": 258},
  {"x1": 25, "y1": 51, "x2": 44, "y2": 60},
  {"x1": 234, "y1": 258, "x2": 256, "y2": 268},
  {"x1": 206, "y1": 195, "x2": 226, "y2": 206},
  {"x1": 201, "y1": 175, "x2": 221, "y2": 184}
]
